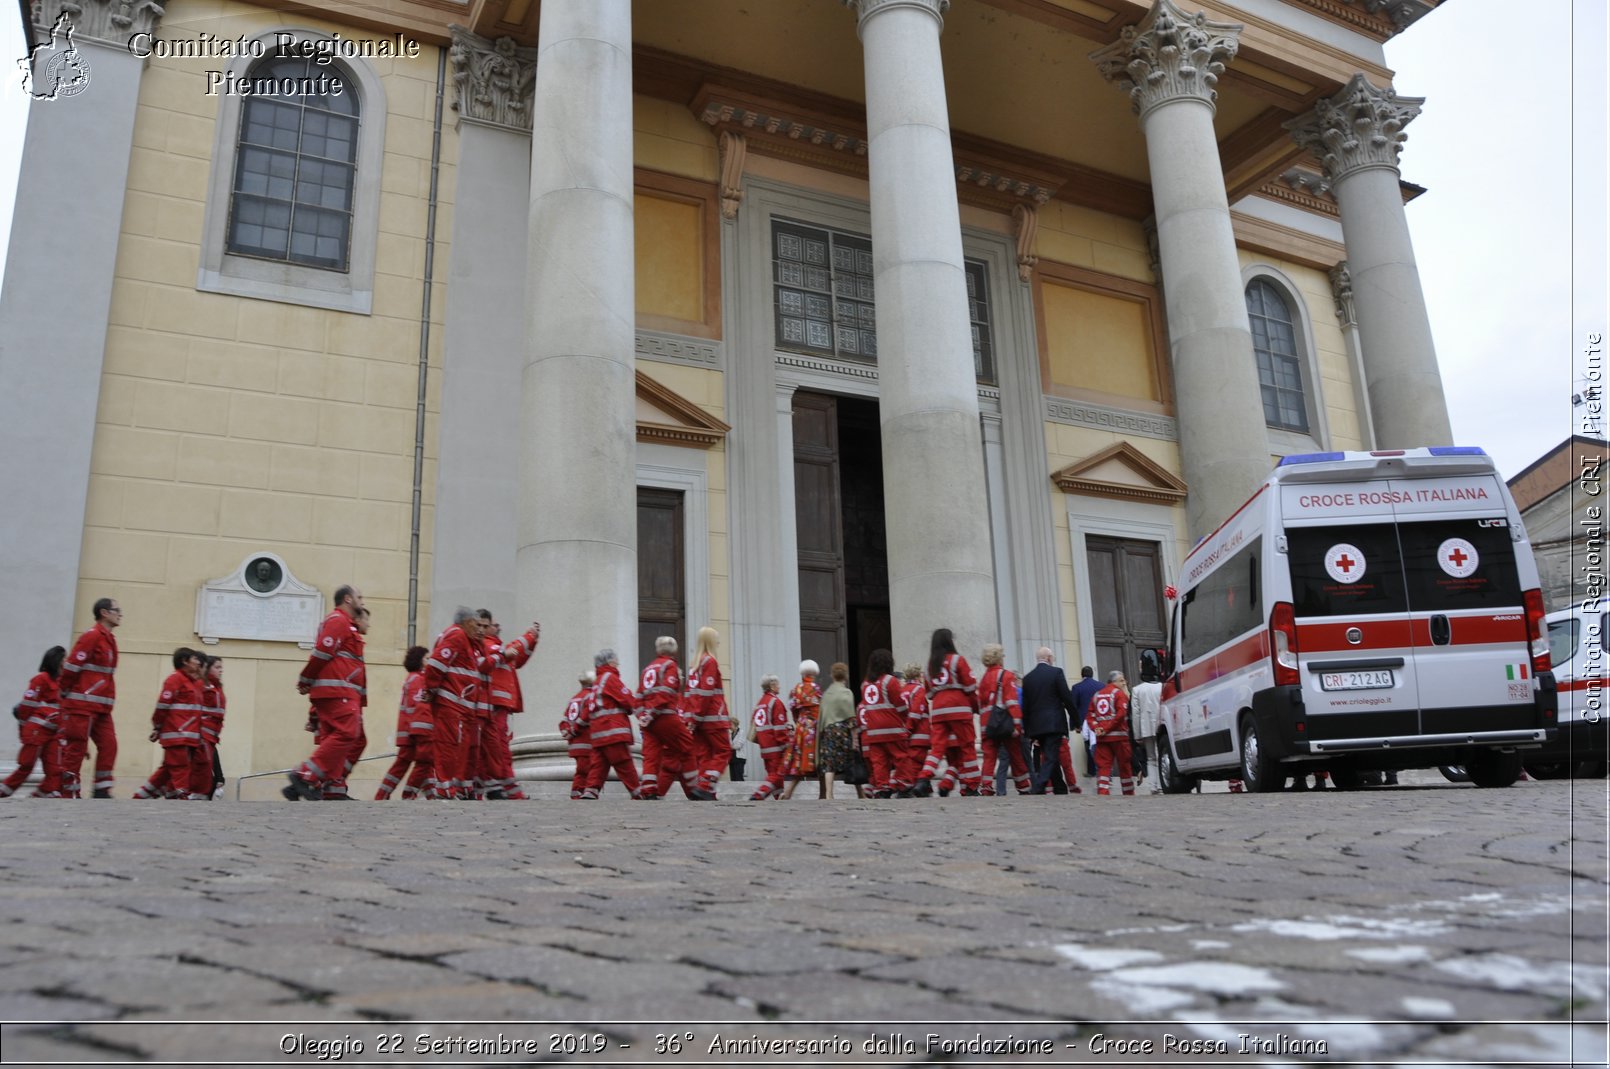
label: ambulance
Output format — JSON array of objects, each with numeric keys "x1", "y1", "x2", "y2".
[
  {"x1": 1524, "y1": 602, "x2": 1608, "y2": 778},
  {"x1": 1156, "y1": 448, "x2": 1556, "y2": 792}
]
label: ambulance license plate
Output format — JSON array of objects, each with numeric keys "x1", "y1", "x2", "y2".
[{"x1": 1319, "y1": 670, "x2": 1395, "y2": 691}]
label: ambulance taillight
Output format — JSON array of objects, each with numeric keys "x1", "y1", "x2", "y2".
[
  {"x1": 1270, "y1": 602, "x2": 1300, "y2": 686},
  {"x1": 1524, "y1": 589, "x2": 1551, "y2": 674}
]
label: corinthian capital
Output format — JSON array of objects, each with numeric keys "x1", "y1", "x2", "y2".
[
  {"x1": 1285, "y1": 73, "x2": 1423, "y2": 183},
  {"x1": 448, "y1": 26, "x2": 537, "y2": 134},
  {"x1": 33, "y1": 0, "x2": 164, "y2": 46},
  {"x1": 1090, "y1": 0, "x2": 1241, "y2": 119},
  {"x1": 843, "y1": 0, "x2": 949, "y2": 34}
]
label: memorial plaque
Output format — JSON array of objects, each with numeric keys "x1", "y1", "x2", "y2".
[{"x1": 195, "y1": 553, "x2": 323, "y2": 646}]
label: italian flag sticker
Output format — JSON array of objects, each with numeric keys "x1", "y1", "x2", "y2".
[{"x1": 1505, "y1": 664, "x2": 1530, "y2": 681}]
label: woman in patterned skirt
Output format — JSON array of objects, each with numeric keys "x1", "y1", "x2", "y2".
[
  {"x1": 779, "y1": 660, "x2": 820, "y2": 799},
  {"x1": 813, "y1": 661, "x2": 857, "y2": 799}
]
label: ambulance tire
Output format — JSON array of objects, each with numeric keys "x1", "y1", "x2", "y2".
[
  {"x1": 1237, "y1": 714, "x2": 1282, "y2": 793},
  {"x1": 1521, "y1": 761, "x2": 1570, "y2": 781},
  {"x1": 1438, "y1": 765, "x2": 1470, "y2": 783},
  {"x1": 1157, "y1": 733, "x2": 1197, "y2": 795},
  {"x1": 1466, "y1": 750, "x2": 1522, "y2": 789}
]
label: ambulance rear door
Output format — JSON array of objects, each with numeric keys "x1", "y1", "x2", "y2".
[{"x1": 1387, "y1": 474, "x2": 1533, "y2": 735}]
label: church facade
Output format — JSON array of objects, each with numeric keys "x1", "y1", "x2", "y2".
[{"x1": 0, "y1": 0, "x2": 1454, "y2": 788}]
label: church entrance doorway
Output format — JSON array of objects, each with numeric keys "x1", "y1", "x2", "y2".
[
  {"x1": 792, "y1": 392, "x2": 890, "y2": 679},
  {"x1": 1084, "y1": 535, "x2": 1167, "y2": 683}
]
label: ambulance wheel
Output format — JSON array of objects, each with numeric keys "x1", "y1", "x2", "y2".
[
  {"x1": 1466, "y1": 750, "x2": 1522, "y2": 789},
  {"x1": 1237, "y1": 714, "x2": 1282, "y2": 793},
  {"x1": 1157, "y1": 734, "x2": 1197, "y2": 795},
  {"x1": 1438, "y1": 765, "x2": 1470, "y2": 783},
  {"x1": 1522, "y1": 761, "x2": 1570, "y2": 781}
]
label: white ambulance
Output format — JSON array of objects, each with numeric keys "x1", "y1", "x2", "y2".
[
  {"x1": 1156, "y1": 448, "x2": 1556, "y2": 792},
  {"x1": 1524, "y1": 603, "x2": 1608, "y2": 778}
]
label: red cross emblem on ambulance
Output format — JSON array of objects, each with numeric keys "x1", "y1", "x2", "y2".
[
  {"x1": 1438, "y1": 537, "x2": 1479, "y2": 579},
  {"x1": 1324, "y1": 543, "x2": 1366, "y2": 584}
]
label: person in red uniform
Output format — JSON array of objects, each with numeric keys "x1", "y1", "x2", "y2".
[
  {"x1": 2, "y1": 647, "x2": 66, "y2": 798},
  {"x1": 636, "y1": 635, "x2": 697, "y2": 800},
  {"x1": 581, "y1": 649, "x2": 642, "y2": 799},
  {"x1": 286, "y1": 586, "x2": 367, "y2": 800},
  {"x1": 915, "y1": 628, "x2": 981, "y2": 795},
  {"x1": 1089, "y1": 670, "x2": 1136, "y2": 796},
  {"x1": 135, "y1": 648, "x2": 206, "y2": 799},
  {"x1": 559, "y1": 670, "x2": 597, "y2": 800},
  {"x1": 193, "y1": 655, "x2": 226, "y2": 800},
  {"x1": 977, "y1": 643, "x2": 1030, "y2": 796},
  {"x1": 857, "y1": 649, "x2": 911, "y2": 798},
  {"x1": 376, "y1": 646, "x2": 434, "y2": 800},
  {"x1": 897, "y1": 663, "x2": 936, "y2": 797},
  {"x1": 56, "y1": 596, "x2": 122, "y2": 798},
  {"x1": 420, "y1": 607, "x2": 499, "y2": 800},
  {"x1": 683, "y1": 627, "x2": 731, "y2": 798},
  {"x1": 748, "y1": 674, "x2": 791, "y2": 800},
  {"x1": 477, "y1": 611, "x2": 540, "y2": 800}
]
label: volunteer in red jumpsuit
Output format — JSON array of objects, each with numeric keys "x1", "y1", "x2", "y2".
[
  {"x1": 897, "y1": 664, "x2": 939, "y2": 796},
  {"x1": 683, "y1": 626, "x2": 732, "y2": 798},
  {"x1": 377, "y1": 646, "x2": 434, "y2": 800},
  {"x1": 1, "y1": 646, "x2": 65, "y2": 798},
  {"x1": 479, "y1": 612, "x2": 540, "y2": 800},
  {"x1": 636, "y1": 635, "x2": 698, "y2": 799},
  {"x1": 916, "y1": 628, "x2": 982, "y2": 795},
  {"x1": 857, "y1": 649, "x2": 911, "y2": 797},
  {"x1": 286, "y1": 586, "x2": 367, "y2": 800},
  {"x1": 193, "y1": 655, "x2": 225, "y2": 799},
  {"x1": 420, "y1": 607, "x2": 497, "y2": 800},
  {"x1": 559, "y1": 671, "x2": 597, "y2": 799},
  {"x1": 56, "y1": 596, "x2": 122, "y2": 798},
  {"x1": 1089, "y1": 670, "x2": 1136, "y2": 796},
  {"x1": 748, "y1": 674, "x2": 791, "y2": 800},
  {"x1": 137, "y1": 648, "x2": 206, "y2": 799},
  {"x1": 582, "y1": 649, "x2": 642, "y2": 798},
  {"x1": 978, "y1": 643, "x2": 1030, "y2": 796}
]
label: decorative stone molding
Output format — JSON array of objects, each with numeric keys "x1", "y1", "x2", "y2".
[
  {"x1": 635, "y1": 329, "x2": 722, "y2": 370},
  {"x1": 636, "y1": 371, "x2": 731, "y2": 450},
  {"x1": 1052, "y1": 441, "x2": 1188, "y2": 505},
  {"x1": 1329, "y1": 260, "x2": 1356, "y2": 327},
  {"x1": 1351, "y1": 0, "x2": 1431, "y2": 31},
  {"x1": 1045, "y1": 396, "x2": 1178, "y2": 442},
  {"x1": 843, "y1": 0, "x2": 949, "y2": 32},
  {"x1": 776, "y1": 352, "x2": 880, "y2": 383},
  {"x1": 32, "y1": 0, "x2": 163, "y2": 46},
  {"x1": 1011, "y1": 203, "x2": 1038, "y2": 283},
  {"x1": 1090, "y1": 0, "x2": 1243, "y2": 119},
  {"x1": 718, "y1": 131, "x2": 746, "y2": 220},
  {"x1": 956, "y1": 163, "x2": 1055, "y2": 205},
  {"x1": 448, "y1": 26, "x2": 536, "y2": 133},
  {"x1": 1286, "y1": 73, "x2": 1423, "y2": 183}
]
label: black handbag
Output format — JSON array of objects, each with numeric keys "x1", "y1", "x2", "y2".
[
  {"x1": 982, "y1": 675, "x2": 1015, "y2": 742},
  {"x1": 844, "y1": 750, "x2": 871, "y2": 786}
]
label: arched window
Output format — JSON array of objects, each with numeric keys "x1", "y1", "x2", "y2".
[
  {"x1": 227, "y1": 56, "x2": 359, "y2": 272},
  {"x1": 1245, "y1": 278, "x2": 1309, "y2": 433}
]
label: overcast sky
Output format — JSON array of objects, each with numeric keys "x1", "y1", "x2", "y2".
[{"x1": 0, "y1": 0, "x2": 1603, "y2": 480}]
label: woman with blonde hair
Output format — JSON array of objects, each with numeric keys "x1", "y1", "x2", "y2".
[
  {"x1": 780, "y1": 660, "x2": 821, "y2": 800},
  {"x1": 681, "y1": 626, "x2": 730, "y2": 799}
]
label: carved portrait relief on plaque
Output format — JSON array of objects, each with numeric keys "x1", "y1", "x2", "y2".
[{"x1": 195, "y1": 553, "x2": 324, "y2": 647}]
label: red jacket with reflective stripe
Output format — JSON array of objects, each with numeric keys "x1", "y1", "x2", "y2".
[
  {"x1": 16, "y1": 672, "x2": 60, "y2": 743},
  {"x1": 484, "y1": 628, "x2": 538, "y2": 712},
  {"x1": 900, "y1": 681, "x2": 930, "y2": 741},
  {"x1": 681, "y1": 654, "x2": 727, "y2": 727},
  {"x1": 588, "y1": 664, "x2": 636, "y2": 747},
  {"x1": 423, "y1": 624, "x2": 492, "y2": 719},
  {"x1": 925, "y1": 653, "x2": 978, "y2": 722},
  {"x1": 1088, "y1": 684, "x2": 1130, "y2": 737},
  {"x1": 153, "y1": 671, "x2": 204, "y2": 748},
  {"x1": 60, "y1": 623, "x2": 117, "y2": 715},
  {"x1": 979, "y1": 666, "x2": 1022, "y2": 735},
  {"x1": 299, "y1": 611, "x2": 366, "y2": 703},
  {"x1": 751, "y1": 692, "x2": 790, "y2": 752},
  {"x1": 636, "y1": 655, "x2": 682, "y2": 715},
  {"x1": 199, "y1": 681, "x2": 225, "y2": 745},
  {"x1": 560, "y1": 687, "x2": 594, "y2": 747},
  {"x1": 857, "y1": 675, "x2": 909, "y2": 741},
  {"x1": 394, "y1": 671, "x2": 432, "y2": 743}
]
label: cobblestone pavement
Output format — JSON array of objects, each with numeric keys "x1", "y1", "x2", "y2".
[{"x1": 1, "y1": 779, "x2": 1605, "y2": 1067}]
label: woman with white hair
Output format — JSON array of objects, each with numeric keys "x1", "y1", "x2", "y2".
[
  {"x1": 558, "y1": 670, "x2": 596, "y2": 801},
  {"x1": 748, "y1": 674, "x2": 791, "y2": 800},
  {"x1": 780, "y1": 660, "x2": 821, "y2": 799},
  {"x1": 682, "y1": 626, "x2": 731, "y2": 799}
]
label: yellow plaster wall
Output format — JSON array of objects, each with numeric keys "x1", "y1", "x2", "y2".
[
  {"x1": 82, "y1": 0, "x2": 452, "y2": 787},
  {"x1": 633, "y1": 96, "x2": 719, "y2": 183},
  {"x1": 636, "y1": 193, "x2": 706, "y2": 325},
  {"x1": 1041, "y1": 281, "x2": 1160, "y2": 403},
  {"x1": 1033, "y1": 202, "x2": 1154, "y2": 285}
]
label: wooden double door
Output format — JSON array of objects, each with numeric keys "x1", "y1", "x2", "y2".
[
  {"x1": 793, "y1": 392, "x2": 890, "y2": 678},
  {"x1": 1085, "y1": 535, "x2": 1167, "y2": 684}
]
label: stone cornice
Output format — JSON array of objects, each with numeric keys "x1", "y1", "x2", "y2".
[
  {"x1": 1051, "y1": 441, "x2": 1188, "y2": 504},
  {"x1": 1264, "y1": 166, "x2": 1338, "y2": 215},
  {"x1": 32, "y1": 0, "x2": 164, "y2": 46},
  {"x1": 1229, "y1": 209, "x2": 1345, "y2": 271},
  {"x1": 1091, "y1": 0, "x2": 1244, "y2": 120},
  {"x1": 448, "y1": 24, "x2": 536, "y2": 134},
  {"x1": 1285, "y1": 73, "x2": 1423, "y2": 183},
  {"x1": 636, "y1": 371, "x2": 731, "y2": 450}
]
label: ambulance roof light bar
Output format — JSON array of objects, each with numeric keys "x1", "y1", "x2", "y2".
[{"x1": 1278, "y1": 446, "x2": 1488, "y2": 468}]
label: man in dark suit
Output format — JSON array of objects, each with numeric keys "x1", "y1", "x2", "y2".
[
  {"x1": 1019, "y1": 648, "x2": 1081, "y2": 794},
  {"x1": 1070, "y1": 665, "x2": 1103, "y2": 774}
]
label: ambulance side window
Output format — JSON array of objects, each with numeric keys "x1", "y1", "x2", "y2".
[
  {"x1": 1547, "y1": 617, "x2": 1580, "y2": 667},
  {"x1": 1397, "y1": 519, "x2": 1522, "y2": 611},
  {"x1": 1180, "y1": 537, "x2": 1263, "y2": 661},
  {"x1": 1286, "y1": 524, "x2": 1406, "y2": 618}
]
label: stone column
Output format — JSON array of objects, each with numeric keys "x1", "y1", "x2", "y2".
[
  {"x1": 0, "y1": 1, "x2": 162, "y2": 695},
  {"x1": 1092, "y1": 0, "x2": 1271, "y2": 539},
  {"x1": 519, "y1": 0, "x2": 636, "y2": 717},
  {"x1": 846, "y1": 0, "x2": 998, "y2": 663},
  {"x1": 430, "y1": 28, "x2": 537, "y2": 639},
  {"x1": 1328, "y1": 261, "x2": 1378, "y2": 450},
  {"x1": 1288, "y1": 75, "x2": 1452, "y2": 448}
]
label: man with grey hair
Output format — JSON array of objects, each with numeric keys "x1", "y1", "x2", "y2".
[
  {"x1": 748, "y1": 673, "x2": 790, "y2": 800},
  {"x1": 1019, "y1": 646, "x2": 1082, "y2": 794},
  {"x1": 636, "y1": 635, "x2": 698, "y2": 799},
  {"x1": 420, "y1": 606, "x2": 492, "y2": 799},
  {"x1": 579, "y1": 647, "x2": 643, "y2": 798}
]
